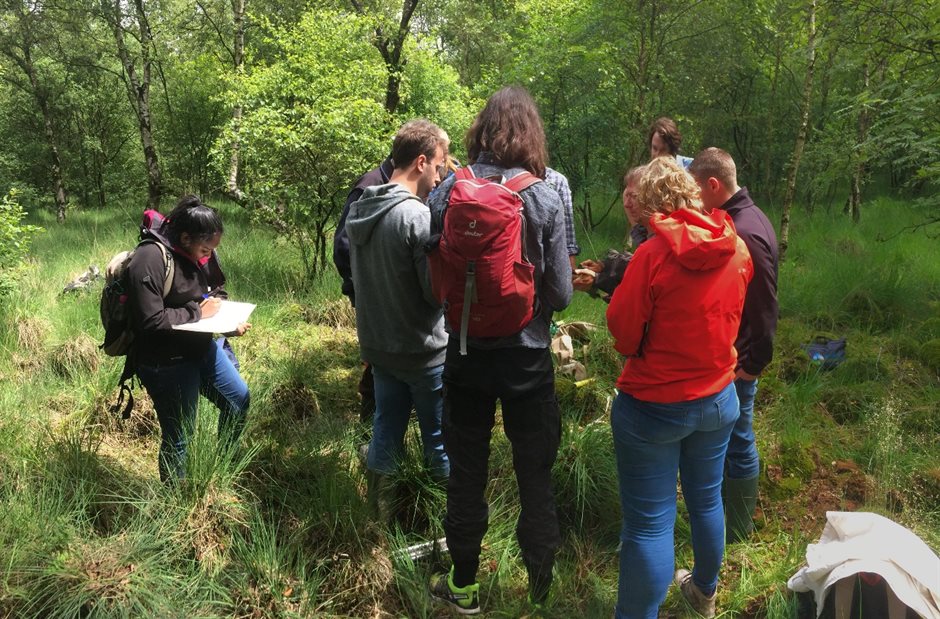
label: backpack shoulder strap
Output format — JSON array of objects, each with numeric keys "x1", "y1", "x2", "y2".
[
  {"x1": 503, "y1": 172, "x2": 541, "y2": 194},
  {"x1": 455, "y1": 166, "x2": 475, "y2": 181},
  {"x1": 156, "y1": 243, "x2": 174, "y2": 298},
  {"x1": 138, "y1": 238, "x2": 174, "y2": 298}
]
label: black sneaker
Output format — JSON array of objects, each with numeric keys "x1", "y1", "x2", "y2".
[{"x1": 429, "y1": 568, "x2": 480, "y2": 615}]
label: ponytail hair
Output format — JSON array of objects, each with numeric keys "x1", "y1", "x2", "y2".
[{"x1": 166, "y1": 195, "x2": 224, "y2": 244}]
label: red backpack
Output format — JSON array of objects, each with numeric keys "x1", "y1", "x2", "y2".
[{"x1": 428, "y1": 166, "x2": 541, "y2": 355}]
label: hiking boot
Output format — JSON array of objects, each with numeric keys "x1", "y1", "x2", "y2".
[
  {"x1": 675, "y1": 569, "x2": 716, "y2": 618},
  {"x1": 429, "y1": 568, "x2": 480, "y2": 615},
  {"x1": 527, "y1": 563, "x2": 553, "y2": 607}
]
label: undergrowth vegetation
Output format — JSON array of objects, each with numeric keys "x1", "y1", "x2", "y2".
[{"x1": 0, "y1": 200, "x2": 937, "y2": 617}]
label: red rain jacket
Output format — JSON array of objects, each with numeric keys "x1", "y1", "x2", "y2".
[{"x1": 606, "y1": 207, "x2": 753, "y2": 403}]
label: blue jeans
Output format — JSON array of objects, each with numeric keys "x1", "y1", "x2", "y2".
[
  {"x1": 136, "y1": 338, "x2": 250, "y2": 481},
  {"x1": 611, "y1": 383, "x2": 739, "y2": 619},
  {"x1": 725, "y1": 378, "x2": 760, "y2": 480},
  {"x1": 368, "y1": 363, "x2": 448, "y2": 479}
]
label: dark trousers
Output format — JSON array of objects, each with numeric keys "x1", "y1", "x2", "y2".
[
  {"x1": 358, "y1": 362, "x2": 375, "y2": 425},
  {"x1": 442, "y1": 340, "x2": 561, "y2": 589}
]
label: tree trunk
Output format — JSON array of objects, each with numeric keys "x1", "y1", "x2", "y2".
[
  {"x1": 226, "y1": 0, "x2": 245, "y2": 200},
  {"x1": 108, "y1": 0, "x2": 162, "y2": 211},
  {"x1": 778, "y1": 0, "x2": 817, "y2": 262},
  {"x1": 350, "y1": 0, "x2": 420, "y2": 115},
  {"x1": 848, "y1": 62, "x2": 871, "y2": 224},
  {"x1": 25, "y1": 56, "x2": 68, "y2": 222},
  {"x1": 6, "y1": 36, "x2": 69, "y2": 222}
]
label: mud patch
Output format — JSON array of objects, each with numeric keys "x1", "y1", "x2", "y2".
[{"x1": 763, "y1": 455, "x2": 873, "y2": 534}]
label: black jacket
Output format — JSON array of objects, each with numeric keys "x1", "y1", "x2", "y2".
[
  {"x1": 332, "y1": 158, "x2": 393, "y2": 305},
  {"x1": 126, "y1": 224, "x2": 227, "y2": 364},
  {"x1": 723, "y1": 187, "x2": 779, "y2": 375}
]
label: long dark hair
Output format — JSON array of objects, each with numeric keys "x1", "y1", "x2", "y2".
[
  {"x1": 166, "y1": 195, "x2": 223, "y2": 244},
  {"x1": 465, "y1": 86, "x2": 548, "y2": 178}
]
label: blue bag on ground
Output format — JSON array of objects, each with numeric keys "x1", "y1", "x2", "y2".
[{"x1": 803, "y1": 336, "x2": 847, "y2": 370}]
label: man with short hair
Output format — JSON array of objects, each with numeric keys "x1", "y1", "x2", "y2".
[
  {"x1": 690, "y1": 147, "x2": 779, "y2": 543},
  {"x1": 346, "y1": 119, "x2": 451, "y2": 517}
]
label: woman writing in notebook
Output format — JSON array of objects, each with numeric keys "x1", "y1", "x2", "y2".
[{"x1": 126, "y1": 195, "x2": 251, "y2": 481}]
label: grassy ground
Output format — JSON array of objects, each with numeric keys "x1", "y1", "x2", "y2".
[{"x1": 0, "y1": 197, "x2": 937, "y2": 618}]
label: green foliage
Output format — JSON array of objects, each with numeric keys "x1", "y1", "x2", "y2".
[
  {"x1": 215, "y1": 9, "x2": 390, "y2": 280},
  {"x1": 0, "y1": 190, "x2": 42, "y2": 297},
  {"x1": 397, "y1": 40, "x2": 481, "y2": 162},
  {"x1": 155, "y1": 52, "x2": 230, "y2": 196},
  {"x1": 919, "y1": 339, "x2": 940, "y2": 373}
]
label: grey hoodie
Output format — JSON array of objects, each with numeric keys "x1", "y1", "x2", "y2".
[{"x1": 347, "y1": 183, "x2": 446, "y2": 370}]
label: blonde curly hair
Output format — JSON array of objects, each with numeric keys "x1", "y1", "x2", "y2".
[{"x1": 637, "y1": 156, "x2": 703, "y2": 219}]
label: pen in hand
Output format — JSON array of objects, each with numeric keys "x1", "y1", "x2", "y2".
[{"x1": 200, "y1": 293, "x2": 222, "y2": 318}]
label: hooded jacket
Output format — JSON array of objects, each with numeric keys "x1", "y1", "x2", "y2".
[
  {"x1": 333, "y1": 158, "x2": 394, "y2": 305},
  {"x1": 606, "y1": 207, "x2": 753, "y2": 403},
  {"x1": 126, "y1": 221, "x2": 227, "y2": 365},
  {"x1": 347, "y1": 183, "x2": 447, "y2": 370}
]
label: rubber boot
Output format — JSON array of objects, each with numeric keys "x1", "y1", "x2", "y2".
[
  {"x1": 724, "y1": 475, "x2": 759, "y2": 544},
  {"x1": 366, "y1": 469, "x2": 397, "y2": 523},
  {"x1": 525, "y1": 557, "x2": 554, "y2": 607}
]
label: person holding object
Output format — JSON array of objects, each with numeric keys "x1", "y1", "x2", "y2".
[
  {"x1": 126, "y1": 195, "x2": 250, "y2": 481},
  {"x1": 606, "y1": 157, "x2": 752, "y2": 618},
  {"x1": 689, "y1": 147, "x2": 779, "y2": 544},
  {"x1": 573, "y1": 166, "x2": 645, "y2": 300}
]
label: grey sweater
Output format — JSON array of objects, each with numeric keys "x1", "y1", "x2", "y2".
[{"x1": 347, "y1": 183, "x2": 447, "y2": 369}]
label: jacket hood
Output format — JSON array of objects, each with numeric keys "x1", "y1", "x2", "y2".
[
  {"x1": 649, "y1": 207, "x2": 739, "y2": 271},
  {"x1": 346, "y1": 183, "x2": 416, "y2": 245}
]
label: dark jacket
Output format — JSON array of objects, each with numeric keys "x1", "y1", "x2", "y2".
[
  {"x1": 723, "y1": 187, "x2": 779, "y2": 375},
  {"x1": 594, "y1": 249, "x2": 633, "y2": 298},
  {"x1": 126, "y1": 224, "x2": 227, "y2": 365},
  {"x1": 333, "y1": 158, "x2": 393, "y2": 305}
]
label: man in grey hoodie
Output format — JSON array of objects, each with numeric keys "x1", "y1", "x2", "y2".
[{"x1": 346, "y1": 119, "x2": 451, "y2": 507}]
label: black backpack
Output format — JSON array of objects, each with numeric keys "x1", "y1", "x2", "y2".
[{"x1": 99, "y1": 211, "x2": 175, "y2": 418}]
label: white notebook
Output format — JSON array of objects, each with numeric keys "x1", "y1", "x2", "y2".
[{"x1": 172, "y1": 300, "x2": 256, "y2": 334}]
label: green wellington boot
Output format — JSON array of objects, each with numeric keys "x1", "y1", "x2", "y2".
[
  {"x1": 724, "y1": 476, "x2": 759, "y2": 544},
  {"x1": 366, "y1": 469, "x2": 397, "y2": 523}
]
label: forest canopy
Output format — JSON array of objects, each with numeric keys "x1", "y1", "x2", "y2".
[{"x1": 0, "y1": 0, "x2": 937, "y2": 263}]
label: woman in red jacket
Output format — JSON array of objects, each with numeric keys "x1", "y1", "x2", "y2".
[{"x1": 607, "y1": 157, "x2": 752, "y2": 619}]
